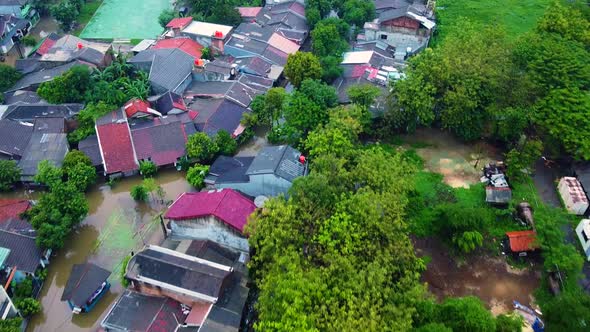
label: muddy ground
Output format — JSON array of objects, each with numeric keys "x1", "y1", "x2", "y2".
[
  {"x1": 414, "y1": 237, "x2": 542, "y2": 315},
  {"x1": 402, "y1": 128, "x2": 501, "y2": 188}
]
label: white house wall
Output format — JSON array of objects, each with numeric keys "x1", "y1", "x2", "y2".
[
  {"x1": 575, "y1": 220, "x2": 590, "y2": 261},
  {"x1": 170, "y1": 216, "x2": 249, "y2": 253}
]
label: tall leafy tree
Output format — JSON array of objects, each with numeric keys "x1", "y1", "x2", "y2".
[
  {"x1": 37, "y1": 65, "x2": 92, "y2": 103},
  {"x1": 284, "y1": 52, "x2": 323, "y2": 88},
  {"x1": 0, "y1": 64, "x2": 21, "y2": 92}
]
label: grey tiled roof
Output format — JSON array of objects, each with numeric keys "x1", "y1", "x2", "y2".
[
  {"x1": 207, "y1": 156, "x2": 254, "y2": 184},
  {"x1": 150, "y1": 48, "x2": 193, "y2": 92},
  {"x1": 246, "y1": 145, "x2": 306, "y2": 182},
  {"x1": 2, "y1": 103, "x2": 83, "y2": 122},
  {"x1": 61, "y1": 263, "x2": 110, "y2": 307},
  {"x1": 78, "y1": 135, "x2": 103, "y2": 167},
  {"x1": 2, "y1": 91, "x2": 43, "y2": 104},
  {"x1": 19, "y1": 131, "x2": 68, "y2": 181},
  {"x1": 0, "y1": 230, "x2": 42, "y2": 274},
  {"x1": 0, "y1": 119, "x2": 33, "y2": 159}
]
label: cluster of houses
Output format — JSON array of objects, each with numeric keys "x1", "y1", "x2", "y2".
[
  {"x1": 0, "y1": 0, "x2": 39, "y2": 55},
  {"x1": 0, "y1": 0, "x2": 443, "y2": 329}
]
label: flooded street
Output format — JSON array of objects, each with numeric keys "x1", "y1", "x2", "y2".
[
  {"x1": 414, "y1": 237, "x2": 542, "y2": 315},
  {"x1": 0, "y1": 170, "x2": 192, "y2": 332}
]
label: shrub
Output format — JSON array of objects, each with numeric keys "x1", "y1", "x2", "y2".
[
  {"x1": 130, "y1": 185, "x2": 148, "y2": 201},
  {"x1": 21, "y1": 35, "x2": 37, "y2": 47},
  {"x1": 214, "y1": 130, "x2": 237, "y2": 156},
  {"x1": 187, "y1": 164, "x2": 209, "y2": 189},
  {"x1": 186, "y1": 132, "x2": 218, "y2": 162},
  {"x1": 139, "y1": 160, "x2": 158, "y2": 178},
  {"x1": 119, "y1": 255, "x2": 131, "y2": 287},
  {"x1": 14, "y1": 298, "x2": 41, "y2": 317},
  {"x1": 0, "y1": 160, "x2": 21, "y2": 191}
]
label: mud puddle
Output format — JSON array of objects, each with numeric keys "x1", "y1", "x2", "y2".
[
  {"x1": 402, "y1": 128, "x2": 500, "y2": 188},
  {"x1": 414, "y1": 236, "x2": 542, "y2": 315}
]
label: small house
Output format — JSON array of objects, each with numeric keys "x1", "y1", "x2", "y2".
[
  {"x1": 125, "y1": 245, "x2": 234, "y2": 305},
  {"x1": 505, "y1": 230, "x2": 539, "y2": 256},
  {"x1": 61, "y1": 263, "x2": 110, "y2": 314},
  {"x1": 575, "y1": 219, "x2": 590, "y2": 261},
  {"x1": 164, "y1": 189, "x2": 256, "y2": 253},
  {"x1": 0, "y1": 14, "x2": 31, "y2": 54},
  {"x1": 95, "y1": 109, "x2": 139, "y2": 177},
  {"x1": 207, "y1": 145, "x2": 307, "y2": 198},
  {"x1": 361, "y1": 0, "x2": 434, "y2": 60}
]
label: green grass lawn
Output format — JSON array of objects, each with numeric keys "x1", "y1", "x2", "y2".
[
  {"x1": 435, "y1": 0, "x2": 552, "y2": 41},
  {"x1": 73, "y1": 0, "x2": 103, "y2": 36}
]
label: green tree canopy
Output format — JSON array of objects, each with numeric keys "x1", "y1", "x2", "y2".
[
  {"x1": 186, "y1": 164, "x2": 209, "y2": 189},
  {"x1": 311, "y1": 19, "x2": 350, "y2": 57},
  {"x1": 284, "y1": 52, "x2": 323, "y2": 88},
  {"x1": 186, "y1": 132, "x2": 219, "y2": 162},
  {"x1": 37, "y1": 65, "x2": 92, "y2": 104},
  {"x1": 214, "y1": 130, "x2": 238, "y2": 156},
  {"x1": 0, "y1": 64, "x2": 21, "y2": 92},
  {"x1": 0, "y1": 160, "x2": 21, "y2": 191}
]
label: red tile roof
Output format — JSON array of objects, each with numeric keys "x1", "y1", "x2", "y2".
[
  {"x1": 186, "y1": 303, "x2": 212, "y2": 325},
  {"x1": 237, "y1": 7, "x2": 262, "y2": 18},
  {"x1": 97, "y1": 122, "x2": 138, "y2": 174},
  {"x1": 166, "y1": 17, "x2": 193, "y2": 29},
  {"x1": 506, "y1": 230, "x2": 539, "y2": 252},
  {"x1": 37, "y1": 37, "x2": 57, "y2": 56},
  {"x1": 164, "y1": 189, "x2": 256, "y2": 234},
  {"x1": 123, "y1": 99, "x2": 153, "y2": 118},
  {"x1": 0, "y1": 199, "x2": 30, "y2": 222},
  {"x1": 153, "y1": 38, "x2": 204, "y2": 59}
]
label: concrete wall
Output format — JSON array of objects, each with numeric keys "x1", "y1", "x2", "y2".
[
  {"x1": 131, "y1": 280, "x2": 201, "y2": 306},
  {"x1": 0, "y1": 285, "x2": 18, "y2": 319},
  {"x1": 170, "y1": 215, "x2": 249, "y2": 253},
  {"x1": 215, "y1": 174, "x2": 292, "y2": 198}
]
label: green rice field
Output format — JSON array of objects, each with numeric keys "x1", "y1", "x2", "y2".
[
  {"x1": 436, "y1": 0, "x2": 552, "y2": 41},
  {"x1": 80, "y1": 0, "x2": 171, "y2": 40}
]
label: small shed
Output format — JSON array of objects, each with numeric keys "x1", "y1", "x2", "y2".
[
  {"x1": 61, "y1": 263, "x2": 110, "y2": 314},
  {"x1": 575, "y1": 219, "x2": 590, "y2": 261},
  {"x1": 505, "y1": 230, "x2": 539, "y2": 256},
  {"x1": 558, "y1": 177, "x2": 589, "y2": 215}
]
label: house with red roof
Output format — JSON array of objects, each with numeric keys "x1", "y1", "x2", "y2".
[
  {"x1": 152, "y1": 37, "x2": 204, "y2": 60},
  {"x1": 237, "y1": 7, "x2": 263, "y2": 21},
  {"x1": 123, "y1": 98, "x2": 162, "y2": 119},
  {"x1": 164, "y1": 189, "x2": 257, "y2": 253},
  {"x1": 95, "y1": 109, "x2": 139, "y2": 177},
  {"x1": 505, "y1": 230, "x2": 539, "y2": 256}
]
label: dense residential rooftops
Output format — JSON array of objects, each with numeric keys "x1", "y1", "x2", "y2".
[
  {"x1": 246, "y1": 145, "x2": 306, "y2": 182},
  {"x1": 101, "y1": 290, "x2": 187, "y2": 332},
  {"x1": 2, "y1": 90, "x2": 43, "y2": 104},
  {"x1": 61, "y1": 263, "x2": 110, "y2": 308},
  {"x1": 126, "y1": 245, "x2": 233, "y2": 303},
  {"x1": 0, "y1": 229, "x2": 42, "y2": 273},
  {"x1": 164, "y1": 189, "x2": 257, "y2": 233},
  {"x1": 8, "y1": 61, "x2": 90, "y2": 92},
  {"x1": 19, "y1": 118, "x2": 68, "y2": 181}
]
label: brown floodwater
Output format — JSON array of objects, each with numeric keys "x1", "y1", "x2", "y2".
[
  {"x1": 0, "y1": 169, "x2": 192, "y2": 332},
  {"x1": 414, "y1": 237, "x2": 542, "y2": 315}
]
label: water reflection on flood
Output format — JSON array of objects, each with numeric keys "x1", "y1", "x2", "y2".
[{"x1": 14, "y1": 169, "x2": 192, "y2": 332}]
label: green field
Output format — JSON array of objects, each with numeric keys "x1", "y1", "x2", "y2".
[{"x1": 436, "y1": 0, "x2": 552, "y2": 41}]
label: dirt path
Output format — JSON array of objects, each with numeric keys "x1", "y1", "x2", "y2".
[{"x1": 414, "y1": 236, "x2": 542, "y2": 315}]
